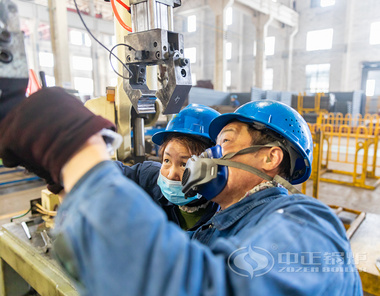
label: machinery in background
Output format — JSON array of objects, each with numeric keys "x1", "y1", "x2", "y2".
[
  {"x1": 118, "y1": 0, "x2": 192, "y2": 163},
  {"x1": 86, "y1": 0, "x2": 192, "y2": 163},
  {"x1": 124, "y1": 0, "x2": 191, "y2": 115},
  {"x1": 291, "y1": 92, "x2": 335, "y2": 123},
  {"x1": 0, "y1": 0, "x2": 29, "y2": 120}
]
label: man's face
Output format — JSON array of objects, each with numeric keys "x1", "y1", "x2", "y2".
[
  {"x1": 213, "y1": 121, "x2": 272, "y2": 208},
  {"x1": 217, "y1": 121, "x2": 253, "y2": 156}
]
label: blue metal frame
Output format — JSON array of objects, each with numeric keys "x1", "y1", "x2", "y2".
[{"x1": 0, "y1": 176, "x2": 41, "y2": 187}]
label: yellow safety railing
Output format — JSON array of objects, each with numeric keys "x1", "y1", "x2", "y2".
[
  {"x1": 316, "y1": 113, "x2": 380, "y2": 135},
  {"x1": 307, "y1": 122, "x2": 380, "y2": 190}
]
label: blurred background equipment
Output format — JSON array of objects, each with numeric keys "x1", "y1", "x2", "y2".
[{"x1": 0, "y1": 0, "x2": 28, "y2": 120}]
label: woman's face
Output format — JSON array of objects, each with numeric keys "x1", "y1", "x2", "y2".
[{"x1": 160, "y1": 139, "x2": 192, "y2": 182}]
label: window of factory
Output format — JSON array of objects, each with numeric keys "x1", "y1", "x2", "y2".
[
  {"x1": 226, "y1": 7, "x2": 233, "y2": 26},
  {"x1": 44, "y1": 75, "x2": 56, "y2": 87},
  {"x1": 366, "y1": 80, "x2": 376, "y2": 97},
  {"x1": 102, "y1": 34, "x2": 116, "y2": 48},
  {"x1": 265, "y1": 36, "x2": 275, "y2": 56},
  {"x1": 226, "y1": 42, "x2": 232, "y2": 60},
  {"x1": 70, "y1": 29, "x2": 91, "y2": 47},
  {"x1": 74, "y1": 77, "x2": 94, "y2": 95},
  {"x1": 305, "y1": 63, "x2": 330, "y2": 93},
  {"x1": 226, "y1": 70, "x2": 232, "y2": 87},
  {"x1": 320, "y1": 0, "x2": 335, "y2": 7},
  {"x1": 263, "y1": 68, "x2": 273, "y2": 90},
  {"x1": 253, "y1": 41, "x2": 257, "y2": 56},
  {"x1": 84, "y1": 33, "x2": 91, "y2": 47},
  {"x1": 39, "y1": 52, "x2": 54, "y2": 68},
  {"x1": 72, "y1": 56, "x2": 93, "y2": 71},
  {"x1": 306, "y1": 28, "x2": 333, "y2": 51},
  {"x1": 187, "y1": 15, "x2": 196, "y2": 33},
  {"x1": 185, "y1": 47, "x2": 197, "y2": 63},
  {"x1": 370, "y1": 22, "x2": 380, "y2": 45},
  {"x1": 38, "y1": 23, "x2": 51, "y2": 41},
  {"x1": 110, "y1": 77, "x2": 118, "y2": 87}
]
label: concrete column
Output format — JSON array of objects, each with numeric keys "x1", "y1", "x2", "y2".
[
  {"x1": 237, "y1": 13, "x2": 244, "y2": 92},
  {"x1": 286, "y1": 25, "x2": 298, "y2": 91},
  {"x1": 88, "y1": 0, "x2": 101, "y2": 97},
  {"x1": 341, "y1": 0, "x2": 354, "y2": 91},
  {"x1": 253, "y1": 13, "x2": 272, "y2": 88},
  {"x1": 209, "y1": 0, "x2": 233, "y2": 92},
  {"x1": 47, "y1": 0, "x2": 71, "y2": 88},
  {"x1": 30, "y1": 6, "x2": 39, "y2": 71}
]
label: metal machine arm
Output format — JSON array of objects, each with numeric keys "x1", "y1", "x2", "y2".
[
  {"x1": 123, "y1": 0, "x2": 192, "y2": 115},
  {"x1": 0, "y1": 0, "x2": 28, "y2": 120}
]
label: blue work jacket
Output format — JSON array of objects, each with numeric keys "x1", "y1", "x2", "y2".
[
  {"x1": 114, "y1": 160, "x2": 219, "y2": 230},
  {"x1": 53, "y1": 161, "x2": 362, "y2": 296}
]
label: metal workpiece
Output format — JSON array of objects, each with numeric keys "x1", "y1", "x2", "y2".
[
  {"x1": 0, "y1": 0, "x2": 28, "y2": 79},
  {"x1": 123, "y1": 29, "x2": 191, "y2": 114},
  {"x1": 0, "y1": 0, "x2": 28, "y2": 120},
  {"x1": 124, "y1": 29, "x2": 180, "y2": 65},
  {"x1": 132, "y1": 110, "x2": 146, "y2": 160},
  {"x1": 155, "y1": 52, "x2": 191, "y2": 114}
]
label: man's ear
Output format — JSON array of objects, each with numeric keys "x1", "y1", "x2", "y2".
[{"x1": 262, "y1": 147, "x2": 283, "y2": 172}]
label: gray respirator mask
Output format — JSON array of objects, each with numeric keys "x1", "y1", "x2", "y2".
[{"x1": 181, "y1": 142, "x2": 301, "y2": 201}]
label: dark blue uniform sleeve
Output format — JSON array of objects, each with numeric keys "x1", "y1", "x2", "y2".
[{"x1": 114, "y1": 160, "x2": 162, "y2": 202}]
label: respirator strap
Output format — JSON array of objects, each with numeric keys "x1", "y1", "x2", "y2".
[
  {"x1": 273, "y1": 175, "x2": 301, "y2": 195},
  {"x1": 212, "y1": 159, "x2": 301, "y2": 195},
  {"x1": 213, "y1": 159, "x2": 272, "y2": 181},
  {"x1": 221, "y1": 141, "x2": 286, "y2": 160}
]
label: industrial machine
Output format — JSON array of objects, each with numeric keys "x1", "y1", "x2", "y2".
[
  {"x1": 110, "y1": 0, "x2": 192, "y2": 163},
  {"x1": 0, "y1": 0, "x2": 29, "y2": 120},
  {"x1": 1, "y1": 0, "x2": 192, "y2": 163}
]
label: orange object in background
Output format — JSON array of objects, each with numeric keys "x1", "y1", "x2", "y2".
[{"x1": 26, "y1": 69, "x2": 41, "y2": 96}]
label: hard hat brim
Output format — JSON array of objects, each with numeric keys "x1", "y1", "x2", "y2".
[
  {"x1": 152, "y1": 130, "x2": 214, "y2": 146},
  {"x1": 209, "y1": 113, "x2": 254, "y2": 142}
]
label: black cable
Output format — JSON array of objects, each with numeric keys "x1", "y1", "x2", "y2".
[
  {"x1": 109, "y1": 43, "x2": 136, "y2": 79},
  {"x1": 73, "y1": 0, "x2": 134, "y2": 79}
]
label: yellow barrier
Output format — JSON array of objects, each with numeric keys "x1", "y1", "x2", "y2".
[
  {"x1": 308, "y1": 122, "x2": 380, "y2": 190},
  {"x1": 297, "y1": 92, "x2": 327, "y2": 116},
  {"x1": 316, "y1": 113, "x2": 380, "y2": 135}
]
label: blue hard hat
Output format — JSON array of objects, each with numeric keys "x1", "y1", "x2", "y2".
[
  {"x1": 208, "y1": 100, "x2": 313, "y2": 184},
  {"x1": 152, "y1": 104, "x2": 221, "y2": 146}
]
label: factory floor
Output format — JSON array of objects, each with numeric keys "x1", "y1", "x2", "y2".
[{"x1": 1, "y1": 166, "x2": 379, "y2": 296}]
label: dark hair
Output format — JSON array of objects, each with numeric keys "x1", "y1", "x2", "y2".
[
  {"x1": 159, "y1": 134, "x2": 211, "y2": 162},
  {"x1": 247, "y1": 125, "x2": 291, "y2": 179}
]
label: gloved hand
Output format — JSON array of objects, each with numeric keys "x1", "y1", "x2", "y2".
[{"x1": 0, "y1": 87, "x2": 115, "y2": 192}]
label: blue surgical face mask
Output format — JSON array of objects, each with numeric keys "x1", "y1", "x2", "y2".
[{"x1": 157, "y1": 172, "x2": 200, "y2": 206}]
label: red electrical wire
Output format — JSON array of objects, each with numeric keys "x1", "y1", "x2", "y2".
[
  {"x1": 111, "y1": 0, "x2": 132, "y2": 32},
  {"x1": 116, "y1": 0, "x2": 130, "y2": 12}
]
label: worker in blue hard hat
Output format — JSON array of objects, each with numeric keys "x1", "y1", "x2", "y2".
[
  {"x1": 0, "y1": 89, "x2": 362, "y2": 295},
  {"x1": 230, "y1": 94, "x2": 240, "y2": 108},
  {"x1": 115, "y1": 103, "x2": 221, "y2": 230}
]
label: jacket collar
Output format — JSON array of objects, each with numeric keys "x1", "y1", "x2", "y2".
[{"x1": 211, "y1": 187, "x2": 288, "y2": 230}]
